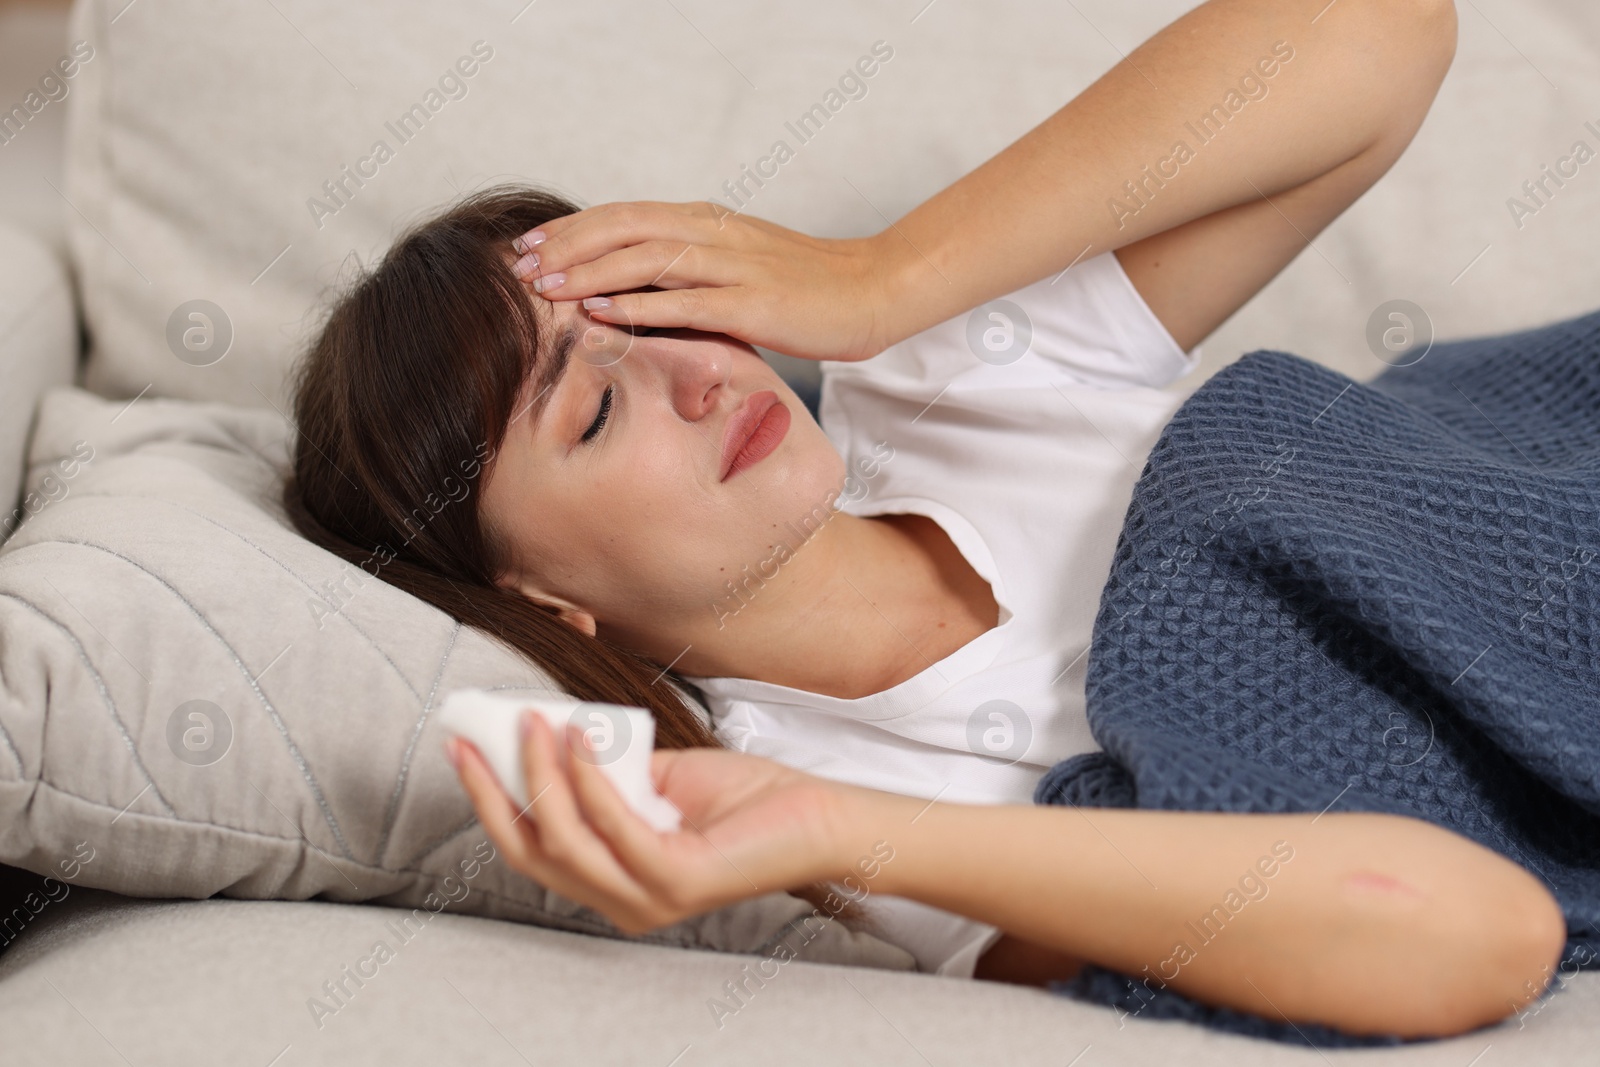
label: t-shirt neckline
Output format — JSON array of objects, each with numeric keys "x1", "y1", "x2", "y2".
[{"x1": 685, "y1": 495, "x2": 1015, "y2": 720}]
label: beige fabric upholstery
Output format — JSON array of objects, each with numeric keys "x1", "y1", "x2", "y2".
[
  {"x1": 61, "y1": 0, "x2": 1600, "y2": 409},
  {"x1": 0, "y1": 222, "x2": 77, "y2": 523},
  {"x1": 4, "y1": 887, "x2": 1598, "y2": 1066}
]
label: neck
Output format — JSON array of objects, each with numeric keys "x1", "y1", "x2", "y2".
[{"x1": 600, "y1": 512, "x2": 991, "y2": 700}]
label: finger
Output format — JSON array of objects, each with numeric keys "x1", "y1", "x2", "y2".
[
  {"x1": 518, "y1": 711, "x2": 606, "y2": 842},
  {"x1": 514, "y1": 200, "x2": 675, "y2": 249},
  {"x1": 565, "y1": 725, "x2": 673, "y2": 866},
  {"x1": 582, "y1": 286, "x2": 756, "y2": 341},
  {"x1": 567, "y1": 734, "x2": 732, "y2": 907},
  {"x1": 532, "y1": 202, "x2": 732, "y2": 277},
  {"x1": 451, "y1": 737, "x2": 542, "y2": 871},
  {"x1": 512, "y1": 203, "x2": 599, "y2": 252},
  {"x1": 569, "y1": 738, "x2": 767, "y2": 912},
  {"x1": 456, "y1": 736, "x2": 659, "y2": 922},
  {"x1": 526, "y1": 200, "x2": 699, "y2": 247},
  {"x1": 517, "y1": 713, "x2": 667, "y2": 912},
  {"x1": 517, "y1": 240, "x2": 741, "y2": 300}
]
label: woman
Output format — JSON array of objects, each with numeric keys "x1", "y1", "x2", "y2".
[{"x1": 285, "y1": 0, "x2": 1566, "y2": 1039}]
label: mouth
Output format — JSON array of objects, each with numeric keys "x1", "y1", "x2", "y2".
[{"x1": 719, "y1": 390, "x2": 791, "y2": 482}]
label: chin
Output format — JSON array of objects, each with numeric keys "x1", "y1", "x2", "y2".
[{"x1": 783, "y1": 437, "x2": 851, "y2": 520}]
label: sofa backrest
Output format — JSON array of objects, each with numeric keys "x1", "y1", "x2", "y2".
[
  {"x1": 63, "y1": 0, "x2": 1202, "y2": 408},
  {"x1": 61, "y1": 0, "x2": 1600, "y2": 410}
]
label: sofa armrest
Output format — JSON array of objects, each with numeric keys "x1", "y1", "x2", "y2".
[{"x1": 0, "y1": 221, "x2": 79, "y2": 535}]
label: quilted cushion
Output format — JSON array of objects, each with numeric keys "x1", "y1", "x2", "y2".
[{"x1": 0, "y1": 384, "x2": 913, "y2": 970}]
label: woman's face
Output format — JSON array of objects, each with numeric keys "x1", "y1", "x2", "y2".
[{"x1": 478, "y1": 298, "x2": 846, "y2": 632}]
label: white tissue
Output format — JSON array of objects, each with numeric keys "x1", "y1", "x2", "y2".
[{"x1": 438, "y1": 688, "x2": 682, "y2": 832}]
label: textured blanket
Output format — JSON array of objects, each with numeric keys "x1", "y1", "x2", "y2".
[{"x1": 1035, "y1": 308, "x2": 1600, "y2": 1045}]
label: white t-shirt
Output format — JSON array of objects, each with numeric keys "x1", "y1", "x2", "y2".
[{"x1": 682, "y1": 250, "x2": 1201, "y2": 976}]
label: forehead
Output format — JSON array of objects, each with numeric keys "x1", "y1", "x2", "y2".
[{"x1": 512, "y1": 298, "x2": 583, "y2": 429}]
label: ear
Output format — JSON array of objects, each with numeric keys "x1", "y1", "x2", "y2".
[
  {"x1": 546, "y1": 601, "x2": 598, "y2": 639},
  {"x1": 499, "y1": 576, "x2": 598, "y2": 639}
]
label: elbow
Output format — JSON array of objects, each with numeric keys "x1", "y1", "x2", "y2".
[
  {"x1": 1355, "y1": 0, "x2": 1458, "y2": 77},
  {"x1": 1349, "y1": 0, "x2": 1458, "y2": 159},
  {"x1": 1406, "y1": 866, "x2": 1567, "y2": 1037},
  {"x1": 1464, "y1": 871, "x2": 1567, "y2": 1033},
  {"x1": 1394, "y1": 0, "x2": 1460, "y2": 71}
]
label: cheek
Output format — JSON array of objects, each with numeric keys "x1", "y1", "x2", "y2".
[
  {"x1": 629, "y1": 416, "x2": 842, "y2": 549},
  {"x1": 711, "y1": 417, "x2": 850, "y2": 552},
  {"x1": 540, "y1": 411, "x2": 849, "y2": 609},
  {"x1": 542, "y1": 439, "x2": 711, "y2": 589}
]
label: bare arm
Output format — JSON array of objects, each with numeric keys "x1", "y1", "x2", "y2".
[
  {"x1": 859, "y1": 792, "x2": 1562, "y2": 1038},
  {"x1": 450, "y1": 718, "x2": 1565, "y2": 1040},
  {"x1": 519, "y1": 0, "x2": 1458, "y2": 359},
  {"x1": 876, "y1": 0, "x2": 1459, "y2": 353}
]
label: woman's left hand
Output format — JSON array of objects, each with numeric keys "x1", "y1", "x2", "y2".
[{"x1": 448, "y1": 712, "x2": 867, "y2": 933}]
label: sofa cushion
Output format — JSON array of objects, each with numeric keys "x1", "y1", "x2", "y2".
[
  {"x1": 61, "y1": 0, "x2": 1600, "y2": 414},
  {"x1": 0, "y1": 222, "x2": 77, "y2": 525},
  {"x1": 61, "y1": 0, "x2": 1215, "y2": 409},
  {"x1": 0, "y1": 385, "x2": 913, "y2": 970},
  {"x1": 8, "y1": 888, "x2": 1600, "y2": 1066}
]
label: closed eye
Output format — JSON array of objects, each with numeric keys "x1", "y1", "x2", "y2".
[
  {"x1": 581, "y1": 385, "x2": 613, "y2": 443},
  {"x1": 576, "y1": 327, "x2": 664, "y2": 445}
]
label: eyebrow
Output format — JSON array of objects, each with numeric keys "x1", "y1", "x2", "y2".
[{"x1": 510, "y1": 324, "x2": 578, "y2": 433}]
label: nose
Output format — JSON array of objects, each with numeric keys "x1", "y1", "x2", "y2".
[{"x1": 647, "y1": 329, "x2": 733, "y2": 423}]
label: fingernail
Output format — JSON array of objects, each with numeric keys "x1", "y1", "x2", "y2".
[
  {"x1": 521, "y1": 709, "x2": 538, "y2": 742},
  {"x1": 512, "y1": 251, "x2": 539, "y2": 278},
  {"x1": 525, "y1": 229, "x2": 547, "y2": 249},
  {"x1": 443, "y1": 736, "x2": 461, "y2": 769},
  {"x1": 532, "y1": 272, "x2": 566, "y2": 294},
  {"x1": 582, "y1": 296, "x2": 613, "y2": 311}
]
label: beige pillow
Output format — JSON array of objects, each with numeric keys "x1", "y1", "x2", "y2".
[{"x1": 0, "y1": 384, "x2": 913, "y2": 970}]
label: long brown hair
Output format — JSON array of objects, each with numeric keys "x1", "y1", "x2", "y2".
[{"x1": 282, "y1": 185, "x2": 718, "y2": 750}]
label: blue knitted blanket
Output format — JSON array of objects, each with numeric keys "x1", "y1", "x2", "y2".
[{"x1": 1035, "y1": 308, "x2": 1600, "y2": 1045}]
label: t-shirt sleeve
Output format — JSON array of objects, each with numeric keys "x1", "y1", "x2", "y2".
[{"x1": 821, "y1": 249, "x2": 1201, "y2": 397}]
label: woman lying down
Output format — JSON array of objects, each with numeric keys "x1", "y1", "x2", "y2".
[{"x1": 281, "y1": 0, "x2": 1593, "y2": 1043}]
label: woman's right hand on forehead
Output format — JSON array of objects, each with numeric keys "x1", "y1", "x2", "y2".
[{"x1": 509, "y1": 201, "x2": 899, "y2": 363}]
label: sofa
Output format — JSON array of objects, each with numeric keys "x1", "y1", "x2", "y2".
[{"x1": 2, "y1": 1, "x2": 1598, "y2": 1063}]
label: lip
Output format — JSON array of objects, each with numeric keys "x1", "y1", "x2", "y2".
[{"x1": 719, "y1": 390, "x2": 790, "y2": 482}]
